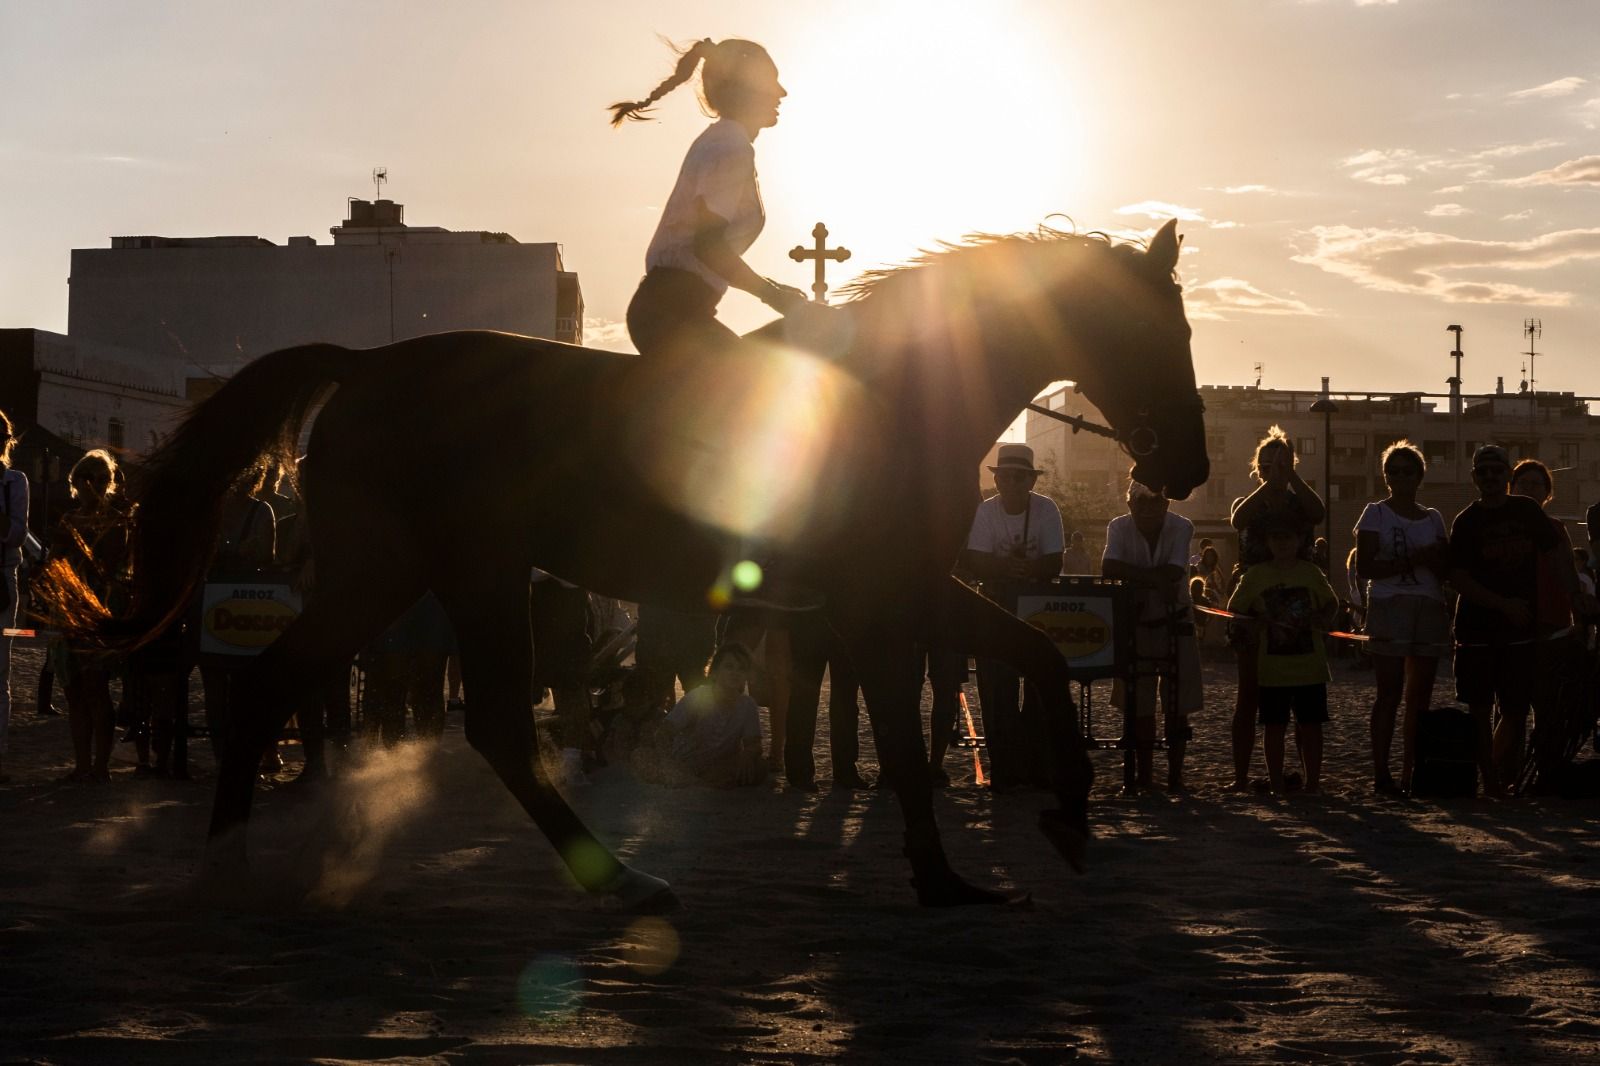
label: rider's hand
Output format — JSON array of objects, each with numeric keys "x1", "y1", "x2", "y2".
[{"x1": 761, "y1": 280, "x2": 811, "y2": 317}]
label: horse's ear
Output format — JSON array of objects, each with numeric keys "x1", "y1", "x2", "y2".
[{"x1": 1147, "y1": 219, "x2": 1180, "y2": 275}]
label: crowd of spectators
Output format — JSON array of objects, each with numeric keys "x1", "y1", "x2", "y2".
[{"x1": 1, "y1": 405, "x2": 1596, "y2": 803}]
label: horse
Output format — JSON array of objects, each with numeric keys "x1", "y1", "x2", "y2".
[{"x1": 88, "y1": 218, "x2": 1208, "y2": 910}]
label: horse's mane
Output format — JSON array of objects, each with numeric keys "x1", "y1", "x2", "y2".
[{"x1": 834, "y1": 222, "x2": 1159, "y2": 306}]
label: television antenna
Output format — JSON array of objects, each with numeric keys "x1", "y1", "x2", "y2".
[
  {"x1": 1523, "y1": 317, "x2": 1541, "y2": 393},
  {"x1": 373, "y1": 166, "x2": 388, "y2": 200}
]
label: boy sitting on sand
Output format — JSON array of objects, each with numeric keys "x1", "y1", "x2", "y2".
[
  {"x1": 645, "y1": 643, "x2": 766, "y2": 788},
  {"x1": 1227, "y1": 515, "x2": 1339, "y2": 795}
]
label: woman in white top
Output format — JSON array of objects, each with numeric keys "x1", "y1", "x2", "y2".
[
  {"x1": 1353, "y1": 440, "x2": 1450, "y2": 795},
  {"x1": 611, "y1": 38, "x2": 810, "y2": 361}
]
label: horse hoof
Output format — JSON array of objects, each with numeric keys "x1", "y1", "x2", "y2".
[
  {"x1": 911, "y1": 873, "x2": 1010, "y2": 907},
  {"x1": 602, "y1": 866, "x2": 680, "y2": 914},
  {"x1": 1038, "y1": 809, "x2": 1089, "y2": 874}
]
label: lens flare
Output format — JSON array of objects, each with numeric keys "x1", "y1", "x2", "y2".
[
  {"x1": 620, "y1": 917, "x2": 681, "y2": 976},
  {"x1": 622, "y1": 344, "x2": 868, "y2": 546},
  {"x1": 731, "y1": 560, "x2": 763, "y2": 592},
  {"x1": 516, "y1": 955, "x2": 582, "y2": 1020},
  {"x1": 561, "y1": 838, "x2": 617, "y2": 891}
]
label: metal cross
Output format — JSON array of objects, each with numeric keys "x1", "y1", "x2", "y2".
[{"x1": 788, "y1": 222, "x2": 851, "y2": 304}]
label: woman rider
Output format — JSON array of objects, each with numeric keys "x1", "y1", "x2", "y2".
[{"x1": 611, "y1": 37, "x2": 810, "y2": 361}]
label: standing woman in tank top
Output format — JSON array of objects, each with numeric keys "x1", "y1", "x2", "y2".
[{"x1": 611, "y1": 38, "x2": 810, "y2": 360}]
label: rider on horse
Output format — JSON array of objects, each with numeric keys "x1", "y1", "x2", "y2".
[{"x1": 611, "y1": 37, "x2": 810, "y2": 363}]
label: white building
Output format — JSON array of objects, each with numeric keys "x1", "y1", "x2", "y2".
[
  {"x1": 0, "y1": 328, "x2": 188, "y2": 459},
  {"x1": 68, "y1": 198, "x2": 584, "y2": 366}
]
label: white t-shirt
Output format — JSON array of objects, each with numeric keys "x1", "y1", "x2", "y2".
[
  {"x1": 645, "y1": 119, "x2": 764, "y2": 298},
  {"x1": 1102, "y1": 511, "x2": 1195, "y2": 618},
  {"x1": 966, "y1": 492, "x2": 1064, "y2": 562},
  {"x1": 1353, "y1": 500, "x2": 1449, "y2": 603}
]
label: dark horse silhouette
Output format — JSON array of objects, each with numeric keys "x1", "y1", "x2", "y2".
[{"x1": 90, "y1": 219, "x2": 1207, "y2": 909}]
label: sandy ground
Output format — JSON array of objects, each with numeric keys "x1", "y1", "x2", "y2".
[{"x1": 2, "y1": 645, "x2": 1598, "y2": 1065}]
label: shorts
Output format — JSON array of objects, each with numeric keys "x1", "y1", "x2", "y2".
[
  {"x1": 1365, "y1": 594, "x2": 1451, "y2": 658},
  {"x1": 1257, "y1": 684, "x2": 1329, "y2": 726},
  {"x1": 1454, "y1": 643, "x2": 1536, "y2": 710}
]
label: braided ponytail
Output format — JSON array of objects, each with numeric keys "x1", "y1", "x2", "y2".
[{"x1": 608, "y1": 38, "x2": 715, "y2": 127}]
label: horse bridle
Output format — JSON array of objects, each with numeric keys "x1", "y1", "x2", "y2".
[{"x1": 1025, "y1": 391, "x2": 1204, "y2": 460}]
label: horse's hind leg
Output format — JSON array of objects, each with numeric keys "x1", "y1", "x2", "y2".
[
  {"x1": 441, "y1": 570, "x2": 675, "y2": 912},
  {"x1": 203, "y1": 572, "x2": 423, "y2": 880}
]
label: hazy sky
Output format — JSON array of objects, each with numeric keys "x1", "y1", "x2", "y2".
[{"x1": 3, "y1": 0, "x2": 1598, "y2": 396}]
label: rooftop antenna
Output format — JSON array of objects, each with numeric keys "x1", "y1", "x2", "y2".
[
  {"x1": 1523, "y1": 317, "x2": 1541, "y2": 394},
  {"x1": 1253, "y1": 362, "x2": 1263, "y2": 388},
  {"x1": 373, "y1": 165, "x2": 388, "y2": 201}
]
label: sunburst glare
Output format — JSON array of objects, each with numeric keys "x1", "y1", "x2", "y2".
[{"x1": 623, "y1": 345, "x2": 867, "y2": 545}]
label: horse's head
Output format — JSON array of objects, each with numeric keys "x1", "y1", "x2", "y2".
[{"x1": 1063, "y1": 220, "x2": 1209, "y2": 501}]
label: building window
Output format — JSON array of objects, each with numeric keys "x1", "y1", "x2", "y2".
[
  {"x1": 1560, "y1": 442, "x2": 1580, "y2": 469},
  {"x1": 1295, "y1": 437, "x2": 1316, "y2": 457},
  {"x1": 1423, "y1": 440, "x2": 1451, "y2": 466},
  {"x1": 1048, "y1": 391, "x2": 1067, "y2": 411},
  {"x1": 107, "y1": 418, "x2": 125, "y2": 452},
  {"x1": 1206, "y1": 476, "x2": 1228, "y2": 500}
]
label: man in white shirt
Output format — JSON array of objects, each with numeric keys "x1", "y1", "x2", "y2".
[
  {"x1": 1101, "y1": 480, "x2": 1203, "y2": 792},
  {"x1": 961, "y1": 444, "x2": 1063, "y2": 790}
]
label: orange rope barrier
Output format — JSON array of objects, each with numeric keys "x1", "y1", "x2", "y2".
[{"x1": 957, "y1": 690, "x2": 985, "y2": 786}]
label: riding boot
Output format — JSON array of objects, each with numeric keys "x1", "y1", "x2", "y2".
[{"x1": 902, "y1": 821, "x2": 1007, "y2": 907}]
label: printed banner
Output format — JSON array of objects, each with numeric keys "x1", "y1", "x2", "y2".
[
  {"x1": 199, "y1": 582, "x2": 300, "y2": 656},
  {"x1": 1016, "y1": 590, "x2": 1119, "y2": 672}
]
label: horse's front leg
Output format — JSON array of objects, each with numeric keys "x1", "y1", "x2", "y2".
[
  {"x1": 931, "y1": 576, "x2": 1093, "y2": 873},
  {"x1": 835, "y1": 621, "x2": 1009, "y2": 906},
  {"x1": 443, "y1": 574, "x2": 675, "y2": 913}
]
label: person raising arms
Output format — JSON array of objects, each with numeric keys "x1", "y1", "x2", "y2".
[{"x1": 612, "y1": 38, "x2": 810, "y2": 362}]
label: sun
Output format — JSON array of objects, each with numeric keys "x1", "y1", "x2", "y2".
[{"x1": 759, "y1": 3, "x2": 1088, "y2": 280}]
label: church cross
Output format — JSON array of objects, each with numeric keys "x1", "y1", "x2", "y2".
[{"x1": 788, "y1": 222, "x2": 852, "y2": 304}]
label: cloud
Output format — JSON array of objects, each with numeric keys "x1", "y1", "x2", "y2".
[
  {"x1": 1116, "y1": 200, "x2": 1205, "y2": 222},
  {"x1": 1114, "y1": 201, "x2": 1238, "y2": 229},
  {"x1": 1217, "y1": 184, "x2": 1275, "y2": 194},
  {"x1": 1342, "y1": 148, "x2": 1416, "y2": 184},
  {"x1": 1354, "y1": 0, "x2": 1400, "y2": 6},
  {"x1": 1502, "y1": 155, "x2": 1600, "y2": 186},
  {"x1": 1502, "y1": 210, "x2": 1534, "y2": 221},
  {"x1": 1185, "y1": 278, "x2": 1321, "y2": 321},
  {"x1": 1581, "y1": 98, "x2": 1600, "y2": 130},
  {"x1": 583, "y1": 316, "x2": 633, "y2": 351},
  {"x1": 1425, "y1": 203, "x2": 1470, "y2": 217},
  {"x1": 1341, "y1": 140, "x2": 1565, "y2": 186},
  {"x1": 1436, "y1": 185, "x2": 1467, "y2": 194},
  {"x1": 1293, "y1": 224, "x2": 1600, "y2": 305},
  {"x1": 1508, "y1": 77, "x2": 1587, "y2": 100}
]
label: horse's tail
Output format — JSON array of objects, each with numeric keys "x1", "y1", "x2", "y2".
[{"x1": 94, "y1": 343, "x2": 356, "y2": 646}]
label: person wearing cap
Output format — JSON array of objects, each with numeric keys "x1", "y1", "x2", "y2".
[
  {"x1": 1447, "y1": 444, "x2": 1587, "y2": 796},
  {"x1": 1100, "y1": 477, "x2": 1202, "y2": 792},
  {"x1": 961, "y1": 443, "x2": 1064, "y2": 791}
]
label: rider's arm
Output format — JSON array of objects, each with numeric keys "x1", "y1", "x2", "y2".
[{"x1": 691, "y1": 199, "x2": 807, "y2": 314}]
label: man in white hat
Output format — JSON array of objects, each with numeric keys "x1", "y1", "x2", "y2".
[{"x1": 961, "y1": 443, "x2": 1064, "y2": 790}]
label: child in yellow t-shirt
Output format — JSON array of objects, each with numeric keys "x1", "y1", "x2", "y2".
[{"x1": 1227, "y1": 519, "x2": 1339, "y2": 794}]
